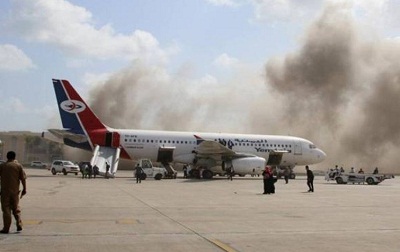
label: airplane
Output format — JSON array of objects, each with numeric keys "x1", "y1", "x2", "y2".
[{"x1": 49, "y1": 79, "x2": 326, "y2": 178}]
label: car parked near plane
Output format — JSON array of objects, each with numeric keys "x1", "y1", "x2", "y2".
[
  {"x1": 50, "y1": 160, "x2": 79, "y2": 175},
  {"x1": 30, "y1": 161, "x2": 48, "y2": 168}
]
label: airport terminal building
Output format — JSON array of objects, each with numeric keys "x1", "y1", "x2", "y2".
[{"x1": 0, "y1": 131, "x2": 63, "y2": 164}]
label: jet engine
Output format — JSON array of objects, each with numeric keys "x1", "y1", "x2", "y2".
[{"x1": 223, "y1": 157, "x2": 266, "y2": 175}]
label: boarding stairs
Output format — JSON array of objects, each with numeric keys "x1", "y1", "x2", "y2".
[
  {"x1": 90, "y1": 145, "x2": 121, "y2": 178},
  {"x1": 161, "y1": 162, "x2": 177, "y2": 179}
]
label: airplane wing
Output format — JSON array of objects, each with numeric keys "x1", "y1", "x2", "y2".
[
  {"x1": 196, "y1": 140, "x2": 255, "y2": 160},
  {"x1": 48, "y1": 129, "x2": 88, "y2": 143},
  {"x1": 196, "y1": 140, "x2": 290, "y2": 166}
]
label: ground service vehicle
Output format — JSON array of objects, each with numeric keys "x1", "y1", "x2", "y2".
[
  {"x1": 134, "y1": 159, "x2": 169, "y2": 180},
  {"x1": 326, "y1": 170, "x2": 393, "y2": 185},
  {"x1": 51, "y1": 160, "x2": 80, "y2": 175}
]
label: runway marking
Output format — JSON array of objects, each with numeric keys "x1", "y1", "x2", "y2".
[
  {"x1": 117, "y1": 185, "x2": 238, "y2": 251},
  {"x1": 116, "y1": 219, "x2": 137, "y2": 224},
  {"x1": 46, "y1": 219, "x2": 94, "y2": 223},
  {"x1": 24, "y1": 220, "x2": 42, "y2": 225},
  {"x1": 210, "y1": 239, "x2": 237, "y2": 252},
  {"x1": 22, "y1": 219, "x2": 137, "y2": 225}
]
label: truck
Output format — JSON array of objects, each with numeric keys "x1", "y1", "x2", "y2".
[
  {"x1": 325, "y1": 170, "x2": 394, "y2": 185},
  {"x1": 134, "y1": 159, "x2": 172, "y2": 180}
]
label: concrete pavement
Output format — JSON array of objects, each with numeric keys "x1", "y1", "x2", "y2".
[{"x1": 0, "y1": 168, "x2": 399, "y2": 252}]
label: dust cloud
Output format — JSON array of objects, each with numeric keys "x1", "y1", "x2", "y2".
[
  {"x1": 76, "y1": 3, "x2": 400, "y2": 173},
  {"x1": 265, "y1": 3, "x2": 400, "y2": 172}
]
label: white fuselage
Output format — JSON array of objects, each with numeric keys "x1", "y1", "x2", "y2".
[{"x1": 117, "y1": 129, "x2": 326, "y2": 169}]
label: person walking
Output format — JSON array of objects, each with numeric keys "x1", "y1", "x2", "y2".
[
  {"x1": 306, "y1": 165, "x2": 314, "y2": 192},
  {"x1": 227, "y1": 166, "x2": 234, "y2": 181},
  {"x1": 105, "y1": 162, "x2": 110, "y2": 179},
  {"x1": 183, "y1": 165, "x2": 188, "y2": 178},
  {"x1": 135, "y1": 164, "x2": 143, "y2": 183},
  {"x1": 79, "y1": 162, "x2": 86, "y2": 179},
  {"x1": 283, "y1": 168, "x2": 290, "y2": 184},
  {"x1": 87, "y1": 163, "x2": 93, "y2": 179},
  {"x1": 0, "y1": 151, "x2": 27, "y2": 233},
  {"x1": 93, "y1": 164, "x2": 99, "y2": 179}
]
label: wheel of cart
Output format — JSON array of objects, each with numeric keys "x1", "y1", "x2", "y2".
[
  {"x1": 366, "y1": 177, "x2": 375, "y2": 185},
  {"x1": 336, "y1": 177, "x2": 346, "y2": 184}
]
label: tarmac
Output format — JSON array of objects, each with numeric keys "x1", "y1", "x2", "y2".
[{"x1": 0, "y1": 168, "x2": 399, "y2": 252}]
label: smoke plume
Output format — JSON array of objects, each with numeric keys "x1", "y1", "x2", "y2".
[
  {"x1": 79, "y1": 3, "x2": 400, "y2": 173},
  {"x1": 265, "y1": 3, "x2": 400, "y2": 172}
]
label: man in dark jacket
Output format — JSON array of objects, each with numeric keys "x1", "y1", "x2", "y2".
[
  {"x1": 135, "y1": 164, "x2": 143, "y2": 183},
  {"x1": 306, "y1": 165, "x2": 314, "y2": 192}
]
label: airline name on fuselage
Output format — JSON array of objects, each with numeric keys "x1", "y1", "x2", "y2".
[
  {"x1": 254, "y1": 147, "x2": 269, "y2": 153},
  {"x1": 123, "y1": 134, "x2": 290, "y2": 153}
]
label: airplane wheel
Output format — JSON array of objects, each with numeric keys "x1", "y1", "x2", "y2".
[
  {"x1": 202, "y1": 170, "x2": 213, "y2": 179},
  {"x1": 190, "y1": 170, "x2": 200, "y2": 178}
]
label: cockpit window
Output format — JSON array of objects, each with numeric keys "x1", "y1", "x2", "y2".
[{"x1": 309, "y1": 144, "x2": 316, "y2": 149}]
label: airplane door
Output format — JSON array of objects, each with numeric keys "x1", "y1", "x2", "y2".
[
  {"x1": 267, "y1": 152, "x2": 283, "y2": 166},
  {"x1": 112, "y1": 132, "x2": 120, "y2": 148},
  {"x1": 105, "y1": 132, "x2": 112, "y2": 147},
  {"x1": 105, "y1": 132, "x2": 120, "y2": 148},
  {"x1": 294, "y1": 140, "x2": 302, "y2": 155},
  {"x1": 157, "y1": 147, "x2": 175, "y2": 163}
]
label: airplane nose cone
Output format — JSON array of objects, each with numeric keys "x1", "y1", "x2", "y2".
[{"x1": 317, "y1": 149, "x2": 327, "y2": 161}]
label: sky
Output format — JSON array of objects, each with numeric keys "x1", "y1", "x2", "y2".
[{"x1": 1, "y1": 0, "x2": 400, "y2": 171}]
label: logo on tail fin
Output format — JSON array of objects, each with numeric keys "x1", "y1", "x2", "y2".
[{"x1": 60, "y1": 100, "x2": 86, "y2": 113}]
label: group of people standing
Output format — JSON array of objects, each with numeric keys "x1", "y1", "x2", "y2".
[
  {"x1": 79, "y1": 161, "x2": 111, "y2": 179},
  {"x1": 332, "y1": 165, "x2": 379, "y2": 175},
  {"x1": 79, "y1": 162, "x2": 99, "y2": 179},
  {"x1": 262, "y1": 165, "x2": 314, "y2": 194}
]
